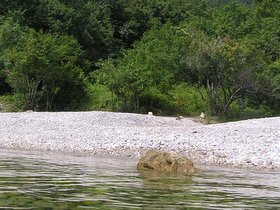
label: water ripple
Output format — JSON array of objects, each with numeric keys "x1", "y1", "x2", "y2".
[{"x1": 0, "y1": 149, "x2": 280, "y2": 209}]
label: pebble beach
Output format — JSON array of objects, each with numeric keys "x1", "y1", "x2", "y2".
[{"x1": 0, "y1": 111, "x2": 280, "y2": 169}]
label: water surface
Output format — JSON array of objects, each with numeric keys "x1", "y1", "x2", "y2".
[{"x1": 0, "y1": 149, "x2": 279, "y2": 209}]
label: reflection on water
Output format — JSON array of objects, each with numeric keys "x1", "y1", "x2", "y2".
[{"x1": 0, "y1": 149, "x2": 280, "y2": 209}]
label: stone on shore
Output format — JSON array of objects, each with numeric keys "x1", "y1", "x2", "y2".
[{"x1": 137, "y1": 150, "x2": 198, "y2": 175}]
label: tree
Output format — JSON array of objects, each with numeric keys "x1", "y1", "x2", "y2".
[
  {"x1": 1, "y1": 0, "x2": 115, "y2": 67},
  {"x1": 212, "y1": 1, "x2": 254, "y2": 39},
  {"x1": 0, "y1": 17, "x2": 24, "y2": 95},
  {"x1": 95, "y1": 22, "x2": 185, "y2": 112},
  {"x1": 181, "y1": 29, "x2": 262, "y2": 115},
  {"x1": 1, "y1": 23, "x2": 88, "y2": 110}
]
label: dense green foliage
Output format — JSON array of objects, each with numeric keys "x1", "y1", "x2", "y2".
[{"x1": 0, "y1": 0, "x2": 279, "y2": 119}]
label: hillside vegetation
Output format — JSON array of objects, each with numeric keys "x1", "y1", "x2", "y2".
[{"x1": 0, "y1": 0, "x2": 279, "y2": 120}]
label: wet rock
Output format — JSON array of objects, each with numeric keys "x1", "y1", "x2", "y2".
[{"x1": 137, "y1": 150, "x2": 199, "y2": 175}]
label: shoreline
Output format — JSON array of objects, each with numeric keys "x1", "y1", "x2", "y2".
[
  {"x1": 0, "y1": 111, "x2": 280, "y2": 170},
  {"x1": 2, "y1": 147, "x2": 278, "y2": 173}
]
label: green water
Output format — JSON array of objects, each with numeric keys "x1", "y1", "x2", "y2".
[{"x1": 0, "y1": 149, "x2": 279, "y2": 209}]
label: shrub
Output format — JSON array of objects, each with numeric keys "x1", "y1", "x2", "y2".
[
  {"x1": 169, "y1": 84, "x2": 206, "y2": 115},
  {"x1": 86, "y1": 84, "x2": 120, "y2": 111},
  {"x1": 220, "y1": 100, "x2": 274, "y2": 121},
  {"x1": 0, "y1": 94, "x2": 24, "y2": 112},
  {"x1": 139, "y1": 87, "x2": 176, "y2": 115}
]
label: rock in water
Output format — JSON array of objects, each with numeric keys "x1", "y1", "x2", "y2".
[{"x1": 137, "y1": 150, "x2": 198, "y2": 175}]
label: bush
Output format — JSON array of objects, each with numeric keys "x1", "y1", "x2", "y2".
[
  {"x1": 137, "y1": 85, "x2": 207, "y2": 116},
  {"x1": 0, "y1": 94, "x2": 24, "y2": 112},
  {"x1": 139, "y1": 87, "x2": 176, "y2": 115},
  {"x1": 169, "y1": 84, "x2": 206, "y2": 116},
  {"x1": 220, "y1": 100, "x2": 274, "y2": 121},
  {"x1": 86, "y1": 84, "x2": 120, "y2": 111},
  {"x1": 242, "y1": 106, "x2": 273, "y2": 119}
]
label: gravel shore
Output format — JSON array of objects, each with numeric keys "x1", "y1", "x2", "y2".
[{"x1": 0, "y1": 111, "x2": 280, "y2": 169}]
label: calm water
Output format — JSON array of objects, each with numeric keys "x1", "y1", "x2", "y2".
[{"x1": 0, "y1": 149, "x2": 280, "y2": 209}]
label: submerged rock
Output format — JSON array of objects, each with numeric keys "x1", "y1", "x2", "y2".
[{"x1": 137, "y1": 150, "x2": 199, "y2": 175}]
